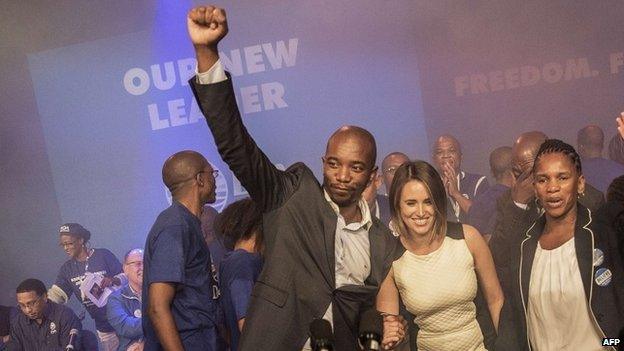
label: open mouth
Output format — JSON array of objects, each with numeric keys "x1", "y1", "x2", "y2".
[
  {"x1": 545, "y1": 198, "x2": 564, "y2": 208},
  {"x1": 412, "y1": 218, "x2": 430, "y2": 226}
]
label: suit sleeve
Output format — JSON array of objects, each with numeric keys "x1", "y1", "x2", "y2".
[
  {"x1": 106, "y1": 292, "x2": 143, "y2": 339},
  {"x1": 190, "y1": 75, "x2": 296, "y2": 212}
]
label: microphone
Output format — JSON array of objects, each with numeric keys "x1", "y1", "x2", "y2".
[
  {"x1": 358, "y1": 309, "x2": 382, "y2": 351},
  {"x1": 309, "y1": 318, "x2": 334, "y2": 351},
  {"x1": 65, "y1": 328, "x2": 79, "y2": 351}
]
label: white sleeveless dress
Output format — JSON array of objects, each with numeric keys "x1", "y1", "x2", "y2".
[{"x1": 393, "y1": 236, "x2": 486, "y2": 351}]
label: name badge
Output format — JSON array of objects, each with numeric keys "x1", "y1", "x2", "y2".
[{"x1": 595, "y1": 268, "x2": 612, "y2": 287}]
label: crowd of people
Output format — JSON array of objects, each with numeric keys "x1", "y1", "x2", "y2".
[{"x1": 2, "y1": 4, "x2": 624, "y2": 351}]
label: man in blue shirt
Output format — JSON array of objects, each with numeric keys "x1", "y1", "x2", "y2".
[
  {"x1": 142, "y1": 150, "x2": 220, "y2": 351},
  {"x1": 8, "y1": 279, "x2": 82, "y2": 351},
  {"x1": 107, "y1": 249, "x2": 144, "y2": 351},
  {"x1": 467, "y1": 146, "x2": 514, "y2": 241},
  {"x1": 577, "y1": 124, "x2": 624, "y2": 193}
]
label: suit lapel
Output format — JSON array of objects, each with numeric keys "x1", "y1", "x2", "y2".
[
  {"x1": 574, "y1": 206, "x2": 593, "y2": 301},
  {"x1": 320, "y1": 201, "x2": 337, "y2": 290},
  {"x1": 520, "y1": 217, "x2": 542, "y2": 311},
  {"x1": 365, "y1": 222, "x2": 386, "y2": 287}
]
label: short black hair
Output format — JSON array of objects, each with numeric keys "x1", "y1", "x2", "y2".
[
  {"x1": 533, "y1": 139, "x2": 582, "y2": 175},
  {"x1": 215, "y1": 198, "x2": 263, "y2": 251},
  {"x1": 16, "y1": 279, "x2": 46, "y2": 296}
]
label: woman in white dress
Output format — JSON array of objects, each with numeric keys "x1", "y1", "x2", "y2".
[{"x1": 376, "y1": 160, "x2": 504, "y2": 351}]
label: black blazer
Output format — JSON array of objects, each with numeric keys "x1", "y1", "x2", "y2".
[
  {"x1": 190, "y1": 75, "x2": 401, "y2": 351},
  {"x1": 496, "y1": 204, "x2": 624, "y2": 350}
]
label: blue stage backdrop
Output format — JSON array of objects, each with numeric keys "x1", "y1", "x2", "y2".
[{"x1": 27, "y1": 0, "x2": 429, "y2": 253}]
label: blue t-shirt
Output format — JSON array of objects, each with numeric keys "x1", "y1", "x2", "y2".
[
  {"x1": 219, "y1": 249, "x2": 263, "y2": 351},
  {"x1": 142, "y1": 201, "x2": 219, "y2": 351},
  {"x1": 54, "y1": 248, "x2": 122, "y2": 332},
  {"x1": 466, "y1": 183, "x2": 509, "y2": 236}
]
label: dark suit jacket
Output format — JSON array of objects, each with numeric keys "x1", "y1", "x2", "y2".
[
  {"x1": 191, "y1": 75, "x2": 401, "y2": 351},
  {"x1": 496, "y1": 205, "x2": 624, "y2": 350}
]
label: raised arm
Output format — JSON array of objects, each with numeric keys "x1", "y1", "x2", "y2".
[
  {"x1": 464, "y1": 225, "x2": 504, "y2": 332},
  {"x1": 187, "y1": 5, "x2": 295, "y2": 211}
]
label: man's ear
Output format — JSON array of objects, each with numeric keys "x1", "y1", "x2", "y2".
[{"x1": 367, "y1": 167, "x2": 379, "y2": 187}]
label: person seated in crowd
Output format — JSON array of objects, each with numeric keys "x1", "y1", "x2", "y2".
[
  {"x1": 577, "y1": 124, "x2": 624, "y2": 193},
  {"x1": 489, "y1": 131, "x2": 604, "y2": 299},
  {"x1": 0, "y1": 305, "x2": 13, "y2": 350},
  {"x1": 467, "y1": 146, "x2": 514, "y2": 242},
  {"x1": 7, "y1": 278, "x2": 82, "y2": 351},
  {"x1": 216, "y1": 199, "x2": 264, "y2": 351},
  {"x1": 378, "y1": 152, "x2": 410, "y2": 225},
  {"x1": 496, "y1": 139, "x2": 624, "y2": 350},
  {"x1": 48, "y1": 223, "x2": 126, "y2": 351},
  {"x1": 431, "y1": 134, "x2": 489, "y2": 223},
  {"x1": 376, "y1": 160, "x2": 503, "y2": 351},
  {"x1": 107, "y1": 249, "x2": 144, "y2": 351}
]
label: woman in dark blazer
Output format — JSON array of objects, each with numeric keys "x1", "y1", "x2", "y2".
[{"x1": 497, "y1": 139, "x2": 624, "y2": 351}]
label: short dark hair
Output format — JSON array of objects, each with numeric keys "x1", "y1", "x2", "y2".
[
  {"x1": 216, "y1": 198, "x2": 263, "y2": 251},
  {"x1": 388, "y1": 160, "x2": 447, "y2": 240},
  {"x1": 16, "y1": 279, "x2": 46, "y2": 296},
  {"x1": 533, "y1": 139, "x2": 582, "y2": 175}
]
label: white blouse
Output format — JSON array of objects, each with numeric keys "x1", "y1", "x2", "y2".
[{"x1": 527, "y1": 237, "x2": 603, "y2": 351}]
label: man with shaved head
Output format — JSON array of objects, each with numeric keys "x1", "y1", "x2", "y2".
[
  {"x1": 466, "y1": 146, "x2": 514, "y2": 242},
  {"x1": 432, "y1": 134, "x2": 489, "y2": 223},
  {"x1": 186, "y1": 5, "x2": 404, "y2": 351},
  {"x1": 142, "y1": 150, "x2": 221, "y2": 351},
  {"x1": 577, "y1": 124, "x2": 624, "y2": 193}
]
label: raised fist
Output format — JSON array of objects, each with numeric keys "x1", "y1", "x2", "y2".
[{"x1": 187, "y1": 6, "x2": 228, "y2": 47}]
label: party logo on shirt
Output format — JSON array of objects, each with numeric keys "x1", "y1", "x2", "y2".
[
  {"x1": 49, "y1": 322, "x2": 57, "y2": 335},
  {"x1": 134, "y1": 309, "x2": 142, "y2": 318}
]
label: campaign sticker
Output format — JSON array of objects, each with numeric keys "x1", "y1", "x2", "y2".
[
  {"x1": 50, "y1": 322, "x2": 57, "y2": 334},
  {"x1": 595, "y1": 268, "x2": 612, "y2": 287},
  {"x1": 593, "y1": 248, "x2": 604, "y2": 267},
  {"x1": 134, "y1": 309, "x2": 142, "y2": 318}
]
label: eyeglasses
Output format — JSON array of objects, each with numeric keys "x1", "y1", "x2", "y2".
[
  {"x1": 59, "y1": 240, "x2": 78, "y2": 248},
  {"x1": 18, "y1": 294, "x2": 43, "y2": 310},
  {"x1": 383, "y1": 166, "x2": 399, "y2": 175},
  {"x1": 198, "y1": 169, "x2": 219, "y2": 179}
]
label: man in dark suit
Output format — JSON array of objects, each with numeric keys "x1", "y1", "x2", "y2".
[{"x1": 186, "y1": 5, "x2": 405, "y2": 351}]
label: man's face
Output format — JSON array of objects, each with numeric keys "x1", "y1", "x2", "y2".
[
  {"x1": 322, "y1": 136, "x2": 376, "y2": 208},
  {"x1": 17, "y1": 291, "x2": 46, "y2": 321},
  {"x1": 123, "y1": 251, "x2": 144, "y2": 287},
  {"x1": 198, "y1": 162, "x2": 217, "y2": 204},
  {"x1": 382, "y1": 155, "x2": 409, "y2": 192},
  {"x1": 433, "y1": 137, "x2": 461, "y2": 173}
]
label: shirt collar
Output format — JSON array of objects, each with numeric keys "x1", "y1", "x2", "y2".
[{"x1": 323, "y1": 189, "x2": 373, "y2": 230}]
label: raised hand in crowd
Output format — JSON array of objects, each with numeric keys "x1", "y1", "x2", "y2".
[
  {"x1": 187, "y1": 5, "x2": 228, "y2": 72},
  {"x1": 511, "y1": 168, "x2": 534, "y2": 205}
]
